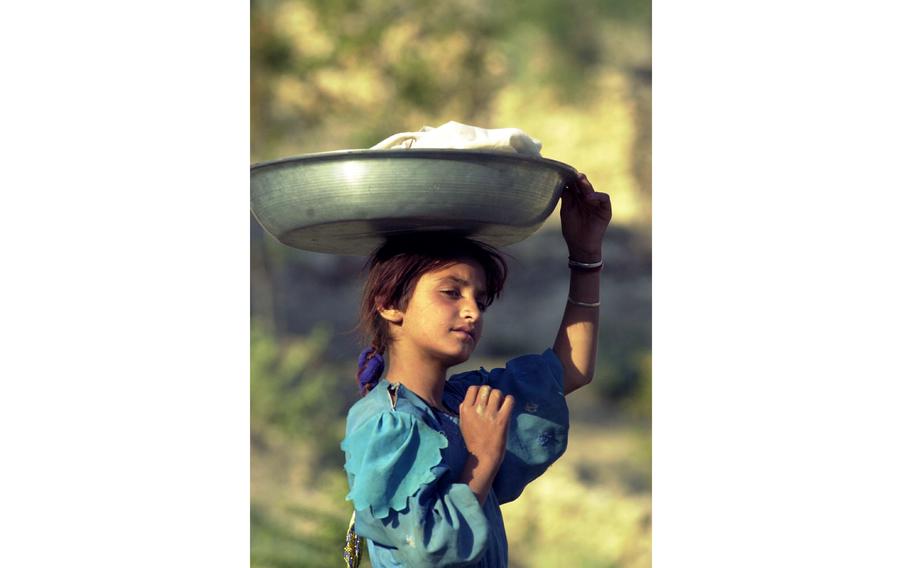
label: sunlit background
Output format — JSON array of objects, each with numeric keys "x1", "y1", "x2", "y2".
[{"x1": 251, "y1": 0, "x2": 651, "y2": 566}]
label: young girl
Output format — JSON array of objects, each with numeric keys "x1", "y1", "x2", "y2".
[{"x1": 341, "y1": 173, "x2": 612, "y2": 567}]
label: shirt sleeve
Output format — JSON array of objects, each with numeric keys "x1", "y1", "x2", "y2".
[
  {"x1": 447, "y1": 348, "x2": 570, "y2": 504},
  {"x1": 341, "y1": 408, "x2": 490, "y2": 567}
]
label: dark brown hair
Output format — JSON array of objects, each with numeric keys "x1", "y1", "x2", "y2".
[{"x1": 355, "y1": 233, "x2": 510, "y2": 395}]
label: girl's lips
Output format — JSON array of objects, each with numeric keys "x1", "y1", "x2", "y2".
[{"x1": 452, "y1": 330, "x2": 475, "y2": 342}]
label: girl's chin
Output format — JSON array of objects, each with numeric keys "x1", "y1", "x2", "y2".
[{"x1": 442, "y1": 345, "x2": 475, "y2": 364}]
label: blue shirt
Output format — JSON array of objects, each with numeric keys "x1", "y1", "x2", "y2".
[{"x1": 340, "y1": 349, "x2": 570, "y2": 567}]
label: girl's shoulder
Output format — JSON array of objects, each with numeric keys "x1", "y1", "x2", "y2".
[
  {"x1": 344, "y1": 380, "x2": 395, "y2": 433},
  {"x1": 341, "y1": 382, "x2": 449, "y2": 518},
  {"x1": 344, "y1": 379, "x2": 436, "y2": 435}
]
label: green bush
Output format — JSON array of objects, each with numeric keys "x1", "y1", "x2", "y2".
[{"x1": 251, "y1": 320, "x2": 354, "y2": 469}]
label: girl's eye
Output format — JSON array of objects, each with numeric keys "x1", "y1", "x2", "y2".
[{"x1": 442, "y1": 290, "x2": 489, "y2": 311}]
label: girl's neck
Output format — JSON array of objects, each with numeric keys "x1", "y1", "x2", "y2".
[{"x1": 384, "y1": 350, "x2": 448, "y2": 410}]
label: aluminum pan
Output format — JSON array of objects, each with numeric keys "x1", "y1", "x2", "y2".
[{"x1": 250, "y1": 149, "x2": 577, "y2": 255}]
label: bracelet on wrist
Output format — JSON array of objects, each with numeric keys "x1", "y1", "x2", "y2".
[
  {"x1": 567, "y1": 296, "x2": 601, "y2": 308},
  {"x1": 567, "y1": 256, "x2": 604, "y2": 271}
]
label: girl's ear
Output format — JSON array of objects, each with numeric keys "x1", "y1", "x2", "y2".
[{"x1": 378, "y1": 304, "x2": 404, "y2": 324}]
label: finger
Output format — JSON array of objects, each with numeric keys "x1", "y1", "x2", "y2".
[
  {"x1": 499, "y1": 394, "x2": 515, "y2": 418},
  {"x1": 561, "y1": 181, "x2": 578, "y2": 202},
  {"x1": 488, "y1": 388, "x2": 503, "y2": 411},
  {"x1": 577, "y1": 174, "x2": 595, "y2": 193},
  {"x1": 462, "y1": 385, "x2": 478, "y2": 407},
  {"x1": 560, "y1": 194, "x2": 578, "y2": 213},
  {"x1": 474, "y1": 385, "x2": 492, "y2": 415}
]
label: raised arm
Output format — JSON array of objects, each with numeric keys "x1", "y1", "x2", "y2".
[{"x1": 552, "y1": 173, "x2": 612, "y2": 395}]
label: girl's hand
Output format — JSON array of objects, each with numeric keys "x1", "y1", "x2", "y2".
[
  {"x1": 560, "y1": 173, "x2": 613, "y2": 259},
  {"x1": 459, "y1": 385, "x2": 514, "y2": 467}
]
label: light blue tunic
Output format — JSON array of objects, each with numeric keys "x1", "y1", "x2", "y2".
[{"x1": 340, "y1": 349, "x2": 570, "y2": 567}]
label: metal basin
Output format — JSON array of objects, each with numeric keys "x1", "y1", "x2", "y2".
[{"x1": 250, "y1": 149, "x2": 577, "y2": 255}]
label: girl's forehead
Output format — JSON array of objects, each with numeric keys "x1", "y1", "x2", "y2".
[{"x1": 422, "y1": 261, "x2": 486, "y2": 287}]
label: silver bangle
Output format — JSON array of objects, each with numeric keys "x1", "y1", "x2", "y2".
[
  {"x1": 567, "y1": 296, "x2": 601, "y2": 308},
  {"x1": 568, "y1": 257, "x2": 604, "y2": 270}
]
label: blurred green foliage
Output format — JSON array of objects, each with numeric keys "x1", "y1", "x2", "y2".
[
  {"x1": 251, "y1": 322, "x2": 360, "y2": 566},
  {"x1": 251, "y1": 320, "x2": 355, "y2": 468},
  {"x1": 251, "y1": 504, "x2": 348, "y2": 568}
]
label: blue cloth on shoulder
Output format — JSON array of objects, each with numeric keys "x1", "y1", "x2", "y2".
[
  {"x1": 342, "y1": 410, "x2": 449, "y2": 519},
  {"x1": 340, "y1": 348, "x2": 569, "y2": 567},
  {"x1": 446, "y1": 348, "x2": 570, "y2": 504}
]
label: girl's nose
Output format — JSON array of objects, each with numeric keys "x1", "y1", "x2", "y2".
[{"x1": 461, "y1": 298, "x2": 482, "y2": 318}]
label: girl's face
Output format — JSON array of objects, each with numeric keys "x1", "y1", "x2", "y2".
[{"x1": 382, "y1": 259, "x2": 488, "y2": 367}]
